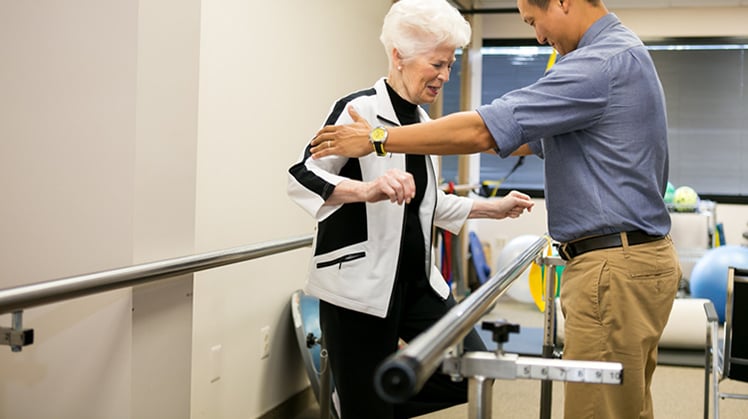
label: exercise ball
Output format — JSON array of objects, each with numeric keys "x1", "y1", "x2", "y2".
[
  {"x1": 690, "y1": 245, "x2": 748, "y2": 322},
  {"x1": 663, "y1": 182, "x2": 675, "y2": 204},
  {"x1": 673, "y1": 186, "x2": 699, "y2": 212},
  {"x1": 497, "y1": 234, "x2": 540, "y2": 304}
]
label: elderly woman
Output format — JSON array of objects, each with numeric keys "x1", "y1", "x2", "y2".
[{"x1": 287, "y1": 0, "x2": 534, "y2": 417}]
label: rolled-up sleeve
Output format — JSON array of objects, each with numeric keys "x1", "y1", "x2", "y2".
[{"x1": 475, "y1": 56, "x2": 609, "y2": 158}]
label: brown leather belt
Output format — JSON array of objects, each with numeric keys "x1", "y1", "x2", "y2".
[{"x1": 556, "y1": 230, "x2": 665, "y2": 261}]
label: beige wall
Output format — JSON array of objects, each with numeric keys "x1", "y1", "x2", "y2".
[
  {"x1": 0, "y1": 0, "x2": 388, "y2": 418},
  {"x1": 483, "y1": 6, "x2": 748, "y2": 39},
  {"x1": 0, "y1": 2, "x2": 746, "y2": 419},
  {"x1": 0, "y1": 0, "x2": 138, "y2": 417},
  {"x1": 191, "y1": 1, "x2": 389, "y2": 417}
]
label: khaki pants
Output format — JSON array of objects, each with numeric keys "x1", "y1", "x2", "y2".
[{"x1": 560, "y1": 235, "x2": 681, "y2": 419}]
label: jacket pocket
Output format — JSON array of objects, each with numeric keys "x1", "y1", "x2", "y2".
[{"x1": 316, "y1": 251, "x2": 366, "y2": 269}]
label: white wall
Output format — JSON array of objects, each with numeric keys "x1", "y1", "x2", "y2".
[
  {"x1": 0, "y1": 2, "x2": 746, "y2": 419},
  {"x1": 0, "y1": 1, "x2": 137, "y2": 417},
  {"x1": 130, "y1": 0, "x2": 201, "y2": 417},
  {"x1": 0, "y1": 0, "x2": 388, "y2": 418},
  {"x1": 482, "y1": 6, "x2": 748, "y2": 39},
  {"x1": 191, "y1": 1, "x2": 389, "y2": 418}
]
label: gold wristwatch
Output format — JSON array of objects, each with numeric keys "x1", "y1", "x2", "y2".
[{"x1": 369, "y1": 126, "x2": 388, "y2": 156}]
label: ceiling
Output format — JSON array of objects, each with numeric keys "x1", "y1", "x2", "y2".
[{"x1": 463, "y1": 0, "x2": 748, "y2": 10}]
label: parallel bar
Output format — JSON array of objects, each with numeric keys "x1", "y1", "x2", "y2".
[
  {"x1": 374, "y1": 236, "x2": 549, "y2": 403},
  {"x1": 0, "y1": 235, "x2": 314, "y2": 315}
]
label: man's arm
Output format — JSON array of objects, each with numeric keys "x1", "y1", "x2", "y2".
[{"x1": 310, "y1": 106, "x2": 497, "y2": 159}]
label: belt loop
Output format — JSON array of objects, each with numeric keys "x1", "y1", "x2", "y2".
[{"x1": 620, "y1": 232, "x2": 629, "y2": 250}]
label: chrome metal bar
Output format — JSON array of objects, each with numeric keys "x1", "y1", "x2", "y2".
[
  {"x1": 539, "y1": 254, "x2": 563, "y2": 419},
  {"x1": 704, "y1": 301, "x2": 721, "y2": 419},
  {"x1": 374, "y1": 235, "x2": 549, "y2": 403},
  {"x1": 11, "y1": 311, "x2": 22, "y2": 352},
  {"x1": 319, "y1": 348, "x2": 332, "y2": 419},
  {"x1": 468, "y1": 375, "x2": 494, "y2": 419},
  {"x1": 0, "y1": 235, "x2": 313, "y2": 315}
]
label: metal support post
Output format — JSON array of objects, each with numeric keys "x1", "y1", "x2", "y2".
[
  {"x1": 468, "y1": 375, "x2": 494, "y2": 419},
  {"x1": 319, "y1": 348, "x2": 332, "y2": 419},
  {"x1": 538, "y1": 254, "x2": 564, "y2": 419}
]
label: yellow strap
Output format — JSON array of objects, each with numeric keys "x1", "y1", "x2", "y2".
[{"x1": 545, "y1": 49, "x2": 558, "y2": 72}]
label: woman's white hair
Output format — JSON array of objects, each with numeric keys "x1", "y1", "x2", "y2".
[{"x1": 380, "y1": 0, "x2": 471, "y2": 65}]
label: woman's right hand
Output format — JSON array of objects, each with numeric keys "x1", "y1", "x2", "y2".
[
  {"x1": 325, "y1": 169, "x2": 415, "y2": 207},
  {"x1": 365, "y1": 169, "x2": 415, "y2": 205}
]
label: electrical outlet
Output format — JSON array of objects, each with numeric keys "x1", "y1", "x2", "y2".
[{"x1": 260, "y1": 326, "x2": 271, "y2": 359}]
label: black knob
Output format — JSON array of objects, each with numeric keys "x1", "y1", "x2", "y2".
[{"x1": 481, "y1": 320, "x2": 520, "y2": 345}]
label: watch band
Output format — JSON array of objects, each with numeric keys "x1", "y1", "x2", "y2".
[{"x1": 372, "y1": 141, "x2": 386, "y2": 156}]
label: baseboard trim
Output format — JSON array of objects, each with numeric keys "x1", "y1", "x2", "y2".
[{"x1": 258, "y1": 386, "x2": 316, "y2": 419}]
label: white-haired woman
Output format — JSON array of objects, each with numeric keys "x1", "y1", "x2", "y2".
[{"x1": 288, "y1": 1, "x2": 533, "y2": 417}]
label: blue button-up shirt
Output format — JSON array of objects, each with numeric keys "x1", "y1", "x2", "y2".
[{"x1": 476, "y1": 13, "x2": 670, "y2": 242}]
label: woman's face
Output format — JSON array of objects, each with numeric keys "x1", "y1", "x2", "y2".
[{"x1": 392, "y1": 44, "x2": 457, "y2": 105}]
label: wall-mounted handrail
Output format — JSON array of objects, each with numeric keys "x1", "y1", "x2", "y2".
[
  {"x1": 374, "y1": 235, "x2": 549, "y2": 402},
  {"x1": 0, "y1": 234, "x2": 313, "y2": 315}
]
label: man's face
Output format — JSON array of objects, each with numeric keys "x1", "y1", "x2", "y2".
[{"x1": 517, "y1": 0, "x2": 575, "y2": 55}]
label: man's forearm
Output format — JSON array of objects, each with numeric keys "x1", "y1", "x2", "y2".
[{"x1": 384, "y1": 111, "x2": 496, "y2": 155}]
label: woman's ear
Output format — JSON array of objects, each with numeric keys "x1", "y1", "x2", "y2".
[{"x1": 391, "y1": 48, "x2": 403, "y2": 70}]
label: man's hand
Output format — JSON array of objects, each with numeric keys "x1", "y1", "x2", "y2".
[
  {"x1": 311, "y1": 106, "x2": 373, "y2": 159},
  {"x1": 469, "y1": 190, "x2": 535, "y2": 219}
]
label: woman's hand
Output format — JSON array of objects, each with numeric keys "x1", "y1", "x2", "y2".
[
  {"x1": 469, "y1": 190, "x2": 534, "y2": 219},
  {"x1": 325, "y1": 169, "x2": 416, "y2": 206},
  {"x1": 365, "y1": 169, "x2": 416, "y2": 204}
]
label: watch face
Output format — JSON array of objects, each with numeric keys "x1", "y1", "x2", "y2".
[{"x1": 371, "y1": 127, "x2": 386, "y2": 142}]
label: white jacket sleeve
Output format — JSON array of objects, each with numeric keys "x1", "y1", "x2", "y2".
[
  {"x1": 433, "y1": 190, "x2": 472, "y2": 234},
  {"x1": 287, "y1": 103, "x2": 359, "y2": 221}
]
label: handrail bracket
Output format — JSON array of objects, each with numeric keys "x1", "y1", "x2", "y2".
[{"x1": 1, "y1": 311, "x2": 35, "y2": 352}]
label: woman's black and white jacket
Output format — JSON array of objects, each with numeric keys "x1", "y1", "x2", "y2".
[{"x1": 287, "y1": 78, "x2": 472, "y2": 318}]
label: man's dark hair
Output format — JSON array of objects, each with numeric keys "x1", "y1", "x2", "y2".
[{"x1": 527, "y1": 0, "x2": 600, "y2": 9}]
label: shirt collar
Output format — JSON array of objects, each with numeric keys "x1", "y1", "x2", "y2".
[{"x1": 577, "y1": 13, "x2": 620, "y2": 50}]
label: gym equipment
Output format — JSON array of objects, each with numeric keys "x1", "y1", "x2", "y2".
[
  {"x1": 290, "y1": 290, "x2": 339, "y2": 419},
  {"x1": 468, "y1": 231, "x2": 491, "y2": 288},
  {"x1": 497, "y1": 235, "x2": 541, "y2": 304},
  {"x1": 556, "y1": 297, "x2": 712, "y2": 351},
  {"x1": 690, "y1": 245, "x2": 748, "y2": 322},
  {"x1": 673, "y1": 185, "x2": 700, "y2": 212},
  {"x1": 528, "y1": 238, "x2": 561, "y2": 312},
  {"x1": 663, "y1": 181, "x2": 676, "y2": 204},
  {"x1": 374, "y1": 236, "x2": 621, "y2": 419},
  {"x1": 703, "y1": 267, "x2": 748, "y2": 419}
]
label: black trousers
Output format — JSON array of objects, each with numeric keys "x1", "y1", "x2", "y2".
[{"x1": 320, "y1": 277, "x2": 486, "y2": 419}]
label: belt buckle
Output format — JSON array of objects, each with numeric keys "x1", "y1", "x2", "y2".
[{"x1": 555, "y1": 242, "x2": 572, "y2": 261}]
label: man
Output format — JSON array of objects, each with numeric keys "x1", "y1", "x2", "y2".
[{"x1": 309, "y1": 1, "x2": 682, "y2": 418}]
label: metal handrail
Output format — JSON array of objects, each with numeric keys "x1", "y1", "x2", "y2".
[
  {"x1": 374, "y1": 235, "x2": 549, "y2": 402},
  {"x1": 0, "y1": 234, "x2": 314, "y2": 315}
]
